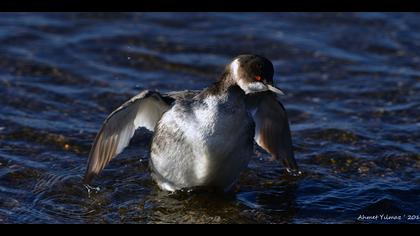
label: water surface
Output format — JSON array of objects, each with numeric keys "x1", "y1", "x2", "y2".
[{"x1": 0, "y1": 12, "x2": 419, "y2": 224}]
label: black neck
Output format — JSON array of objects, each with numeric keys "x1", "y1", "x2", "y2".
[{"x1": 205, "y1": 70, "x2": 238, "y2": 96}]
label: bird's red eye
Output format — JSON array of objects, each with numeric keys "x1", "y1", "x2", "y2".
[{"x1": 255, "y1": 76, "x2": 262, "y2": 81}]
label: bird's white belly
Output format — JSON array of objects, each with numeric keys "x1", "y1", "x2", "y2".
[
  {"x1": 189, "y1": 118, "x2": 252, "y2": 187},
  {"x1": 151, "y1": 98, "x2": 254, "y2": 191}
]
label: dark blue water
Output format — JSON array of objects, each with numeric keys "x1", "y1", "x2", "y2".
[{"x1": 0, "y1": 12, "x2": 419, "y2": 224}]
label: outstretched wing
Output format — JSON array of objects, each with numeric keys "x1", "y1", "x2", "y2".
[
  {"x1": 84, "y1": 90, "x2": 174, "y2": 184},
  {"x1": 247, "y1": 92, "x2": 299, "y2": 172}
]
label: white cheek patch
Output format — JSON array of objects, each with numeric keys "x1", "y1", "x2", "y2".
[
  {"x1": 247, "y1": 82, "x2": 268, "y2": 93},
  {"x1": 238, "y1": 81, "x2": 268, "y2": 94}
]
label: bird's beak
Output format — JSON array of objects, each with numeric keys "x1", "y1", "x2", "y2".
[{"x1": 267, "y1": 84, "x2": 285, "y2": 95}]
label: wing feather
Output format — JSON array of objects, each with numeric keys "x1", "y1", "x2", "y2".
[
  {"x1": 84, "y1": 90, "x2": 172, "y2": 184},
  {"x1": 247, "y1": 92, "x2": 299, "y2": 171}
]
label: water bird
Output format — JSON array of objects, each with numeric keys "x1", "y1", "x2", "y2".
[{"x1": 83, "y1": 54, "x2": 300, "y2": 192}]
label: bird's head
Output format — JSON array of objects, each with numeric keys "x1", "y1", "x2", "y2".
[{"x1": 228, "y1": 54, "x2": 284, "y2": 95}]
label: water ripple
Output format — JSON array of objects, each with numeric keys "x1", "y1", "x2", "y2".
[{"x1": 0, "y1": 12, "x2": 419, "y2": 224}]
